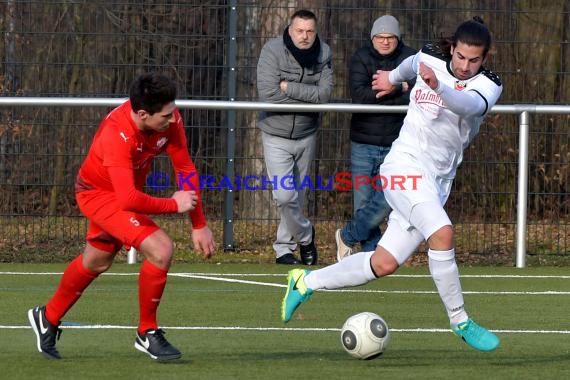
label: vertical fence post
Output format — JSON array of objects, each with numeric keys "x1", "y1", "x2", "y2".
[
  {"x1": 515, "y1": 110, "x2": 529, "y2": 268},
  {"x1": 223, "y1": 0, "x2": 238, "y2": 251}
]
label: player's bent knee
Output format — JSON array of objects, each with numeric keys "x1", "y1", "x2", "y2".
[
  {"x1": 143, "y1": 248, "x2": 173, "y2": 269},
  {"x1": 151, "y1": 253, "x2": 173, "y2": 269},
  {"x1": 143, "y1": 244, "x2": 173, "y2": 268},
  {"x1": 375, "y1": 260, "x2": 398, "y2": 277},
  {"x1": 138, "y1": 231, "x2": 174, "y2": 269},
  {"x1": 83, "y1": 245, "x2": 116, "y2": 273},
  {"x1": 428, "y1": 225, "x2": 454, "y2": 250},
  {"x1": 370, "y1": 249, "x2": 399, "y2": 277}
]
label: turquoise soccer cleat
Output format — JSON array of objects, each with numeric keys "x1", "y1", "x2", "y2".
[
  {"x1": 281, "y1": 269, "x2": 313, "y2": 323},
  {"x1": 452, "y1": 318, "x2": 500, "y2": 352}
]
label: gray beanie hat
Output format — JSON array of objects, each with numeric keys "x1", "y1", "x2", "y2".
[{"x1": 370, "y1": 15, "x2": 401, "y2": 40}]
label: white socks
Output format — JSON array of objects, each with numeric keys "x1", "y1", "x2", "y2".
[
  {"x1": 304, "y1": 251, "x2": 376, "y2": 290},
  {"x1": 302, "y1": 248, "x2": 469, "y2": 326},
  {"x1": 428, "y1": 248, "x2": 468, "y2": 326}
]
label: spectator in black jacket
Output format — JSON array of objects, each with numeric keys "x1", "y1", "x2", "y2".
[{"x1": 335, "y1": 15, "x2": 416, "y2": 261}]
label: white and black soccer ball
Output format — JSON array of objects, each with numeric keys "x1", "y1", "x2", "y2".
[{"x1": 340, "y1": 311, "x2": 390, "y2": 360}]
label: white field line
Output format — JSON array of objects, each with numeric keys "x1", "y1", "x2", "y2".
[
  {"x1": 3, "y1": 271, "x2": 570, "y2": 279},
  {"x1": 171, "y1": 273, "x2": 570, "y2": 295},
  {"x1": 172, "y1": 273, "x2": 284, "y2": 288},
  {"x1": 3, "y1": 271, "x2": 570, "y2": 335},
  {"x1": 2, "y1": 324, "x2": 570, "y2": 334},
  {"x1": 1, "y1": 271, "x2": 569, "y2": 295}
]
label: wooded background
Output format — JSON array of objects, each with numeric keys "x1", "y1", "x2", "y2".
[{"x1": 1, "y1": 1, "x2": 569, "y2": 264}]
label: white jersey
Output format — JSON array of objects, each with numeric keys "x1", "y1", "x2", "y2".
[{"x1": 391, "y1": 44, "x2": 502, "y2": 178}]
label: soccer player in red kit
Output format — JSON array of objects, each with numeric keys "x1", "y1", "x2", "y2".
[{"x1": 28, "y1": 72, "x2": 216, "y2": 361}]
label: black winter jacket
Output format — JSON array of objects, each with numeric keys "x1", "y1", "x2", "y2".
[{"x1": 349, "y1": 40, "x2": 416, "y2": 146}]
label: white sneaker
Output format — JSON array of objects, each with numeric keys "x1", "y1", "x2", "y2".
[{"x1": 335, "y1": 229, "x2": 353, "y2": 262}]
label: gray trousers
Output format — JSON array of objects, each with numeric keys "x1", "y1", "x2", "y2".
[{"x1": 261, "y1": 131, "x2": 315, "y2": 257}]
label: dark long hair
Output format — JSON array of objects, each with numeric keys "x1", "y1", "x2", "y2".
[{"x1": 439, "y1": 16, "x2": 492, "y2": 58}]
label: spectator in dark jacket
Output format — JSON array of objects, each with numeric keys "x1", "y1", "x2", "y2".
[{"x1": 336, "y1": 15, "x2": 416, "y2": 261}]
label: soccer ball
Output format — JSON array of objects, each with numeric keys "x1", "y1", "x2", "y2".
[{"x1": 340, "y1": 312, "x2": 390, "y2": 359}]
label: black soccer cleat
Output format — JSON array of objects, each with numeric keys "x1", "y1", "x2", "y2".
[
  {"x1": 134, "y1": 329, "x2": 182, "y2": 361},
  {"x1": 28, "y1": 305, "x2": 62, "y2": 360},
  {"x1": 276, "y1": 253, "x2": 302, "y2": 265}
]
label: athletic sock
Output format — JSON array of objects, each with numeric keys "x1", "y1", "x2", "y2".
[
  {"x1": 45, "y1": 254, "x2": 99, "y2": 326},
  {"x1": 428, "y1": 248, "x2": 468, "y2": 325},
  {"x1": 138, "y1": 260, "x2": 168, "y2": 334},
  {"x1": 305, "y1": 251, "x2": 376, "y2": 290}
]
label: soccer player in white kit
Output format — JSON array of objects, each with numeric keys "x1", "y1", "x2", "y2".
[{"x1": 281, "y1": 17, "x2": 502, "y2": 352}]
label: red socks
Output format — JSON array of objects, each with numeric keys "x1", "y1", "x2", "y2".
[
  {"x1": 138, "y1": 260, "x2": 168, "y2": 334},
  {"x1": 43, "y1": 255, "x2": 168, "y2": 334},
  {"x1": 45, "y1": 254, "x2": 99, "y2": 326}
]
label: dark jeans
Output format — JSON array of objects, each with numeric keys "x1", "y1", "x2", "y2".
[{"x1": 341, "y1": 142, "x2": 391, "y2": 251}]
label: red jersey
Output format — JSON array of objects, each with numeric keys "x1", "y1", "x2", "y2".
[{"x1": 76, "y1": 101, "x2": 206, "y2": 229}]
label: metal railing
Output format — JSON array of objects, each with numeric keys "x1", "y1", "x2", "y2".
[{"x1": 2, "y1": 97, "x2": 570, "y2": 267}]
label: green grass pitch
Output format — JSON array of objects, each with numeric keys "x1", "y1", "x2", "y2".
[{"x1": 1, "y1": 263, "x2": 569, "y2": 379}]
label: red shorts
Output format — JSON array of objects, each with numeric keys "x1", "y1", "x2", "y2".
[{"x1": 76, "y1": 190, "x2": 160, "y2": 253}]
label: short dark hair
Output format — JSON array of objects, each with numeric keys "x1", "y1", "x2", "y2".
[
  {"x1": 291, "y1": 9, "x2": 317, "y2": 23},
  {"x1": 129, "y1": 73, "x2": 177, "y2": 115}
]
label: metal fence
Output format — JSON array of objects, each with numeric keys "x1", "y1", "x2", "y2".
[
  {"x1": 2, "y1": 98, "x2": 570, "y2": 266},
  {"x1": 1, "y1": 1, "x2": 569, "y2": 265}
]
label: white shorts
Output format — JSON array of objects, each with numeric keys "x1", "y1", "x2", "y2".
[{"x1": 378, "y1": 150, "x2": 454, "y2": 264}]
